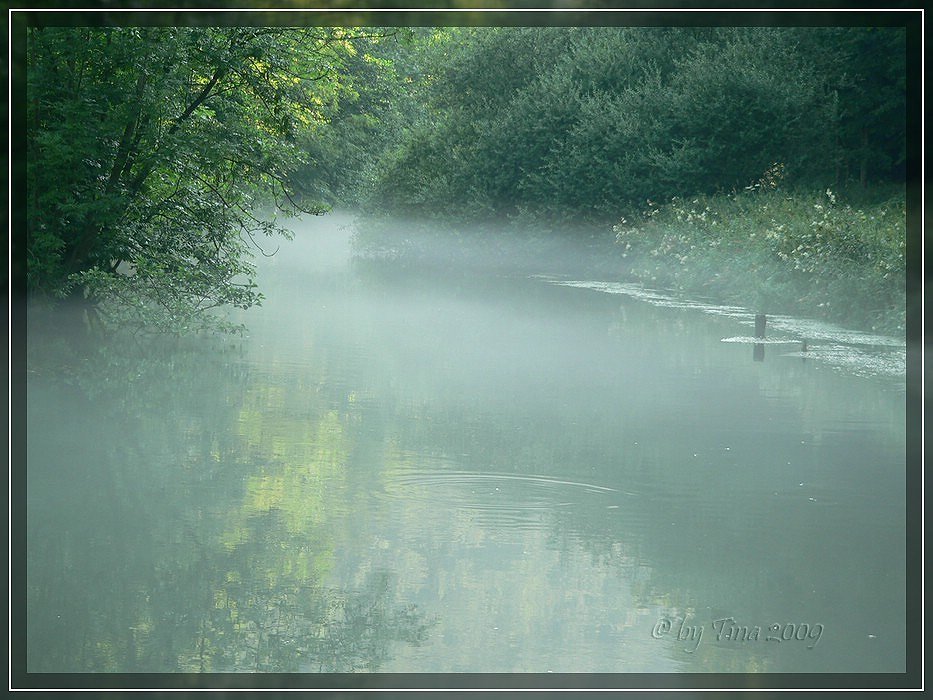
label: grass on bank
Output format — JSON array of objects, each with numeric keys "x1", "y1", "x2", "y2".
[
  {"x1": 351, "y1": 184, "x2": 906, "y2": 336},
  {"x1": 611, "y1": 186, "x2": 906, "y2": 334}
]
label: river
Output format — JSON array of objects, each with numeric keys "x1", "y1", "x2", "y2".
[{"x1": 25, "y1": 213, "x2": 908, "y2": 675}]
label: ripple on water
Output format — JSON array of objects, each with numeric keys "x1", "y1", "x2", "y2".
[{"x1": 376, "y1": 466, "x2": 629, "y2": 531}]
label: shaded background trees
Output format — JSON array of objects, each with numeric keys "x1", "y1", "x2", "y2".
[
  {"x1": 24, "y1": 23, "x2": 908, "y2": 329},
  {"x1": 364, "y1": 26, "x2": 906, "y2": 227}
]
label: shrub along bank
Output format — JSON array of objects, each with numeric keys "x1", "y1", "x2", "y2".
[{"x1": 609, "y1": 186, "x2": 906, "y2": 334}]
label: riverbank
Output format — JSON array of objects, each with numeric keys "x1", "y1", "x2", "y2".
[
  {"x1": 607, "y1": 187, "x2": 907, "y2": 335},
  {"x1": 351, "y1": 186, "x2": 906, "y2": 335}
]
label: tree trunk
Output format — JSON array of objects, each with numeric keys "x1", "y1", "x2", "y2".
[
  {"x1": 107, "y1": 72, "x2": 149, "y2": 194},
  {"x1": 64, "y1": 221, "x2": 100, "y2": 277}
]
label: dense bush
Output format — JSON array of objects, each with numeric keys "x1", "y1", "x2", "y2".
[
  {"x1": 365, "y1": 26, "x2": 906, "y2": 229},
  {"x1": 25, "y1": 23, "x2": 908, "y2": 335},
  {"x1": 611, "y1": 186, "x2": 906, "y2": 333},
  {"x1": 348, "y1": 25, "x2": 907, "y2": 333}
]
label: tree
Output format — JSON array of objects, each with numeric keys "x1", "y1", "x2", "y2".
[
  {"x1": 27, "y1": 26, "x2": 375, "y2": 331},
  {"x1": 363, "y1": 26, "x2": 908, "y2": 230},
  {"x1": 291, "y1": 27, "x2": 427, "y2": 208},
  {"x1": 798, "y1": 27, "x2": 907, "y2": 189},
  {"x1": 659, "y1": 28, "x2": 834, "y2": 193}
]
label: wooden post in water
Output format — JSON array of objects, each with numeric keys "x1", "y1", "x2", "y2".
[{"x1": 753, "y1": 313, "x2": 766, "y2": 362}]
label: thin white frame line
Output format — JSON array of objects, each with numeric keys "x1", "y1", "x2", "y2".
[
  {"x1": 19, "y1": 690, "x2": 933, "y2": 694},
  {"x1": 8, "y1": 6, "x2": 923, "y2": 693},
  {"x1": 6, "y1": 6, "x2": 928, "y2": 11},
  {"x1": 920, "y1": 7, "x2": 926, "y2": 695},
  {"x1": 1, "y1": 689, "x2": 927, "y2": 694},
  {"x1": 7, "y1": 6, "x2": 13, "y2": 692},
  {"x1": 6, "y1": 9, "x2": 13, "y2": 691}
]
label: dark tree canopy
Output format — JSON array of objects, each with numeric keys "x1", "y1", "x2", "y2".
[
  {"x1": 24, "y1": 23, "x2": 909, "y2": 330},
  {"x1": 364, "y1": 26, "x2": 907, "y2": 226},
  {"x1": 26, "y1": 25, "x2": 388, "y2": 330}
]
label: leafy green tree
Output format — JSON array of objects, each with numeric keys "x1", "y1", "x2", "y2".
[
  {"x1": 794, "y1": 26, "x2": 907, "y2": 190},
  {"x1": 363, "y1": 26, "x2": 908, "y2": 230},
  {"x1": 661, "y1": 28, "x2": 834, "y2": 191},
  {"x1": 27, "y1": 26, "x2": 371, "y2": 331},
  {"x1": 291, "y1": 27, "x2": 429, "y2": 208},
  {"x1": 360, "y1": 27, "x2": 494, "y2": 219}
]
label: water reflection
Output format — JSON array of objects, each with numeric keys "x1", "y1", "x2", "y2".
[
  {"x1": 26, "y1": 321, "x2": 431, "y2": 672},
  {"x1": 26, "y1": 216, "x2": 907, "y2": 674}
]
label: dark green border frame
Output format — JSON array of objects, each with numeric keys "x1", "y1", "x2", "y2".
[{"x1": 8, "y1": 4, "x2": 924, "y2": 693}]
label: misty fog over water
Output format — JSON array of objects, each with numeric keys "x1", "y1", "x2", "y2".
[{"x1": 26, "y1": 213, "x2": 906, "y2": 674}]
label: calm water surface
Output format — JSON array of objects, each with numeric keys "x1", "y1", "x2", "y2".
[{"x1": 26, "y1": 215, "x2": 907, "y2": 674}]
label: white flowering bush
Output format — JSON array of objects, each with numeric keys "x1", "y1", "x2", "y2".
[{"x1": 612, "y1": 186, "x2": 906, "y2": 332}]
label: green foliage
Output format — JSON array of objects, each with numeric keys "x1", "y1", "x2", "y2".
[
  {"x1": 27, "y1": 26, "x2": 371, "y2": 331},
  {"x1": 362, "y1": 27, "x2": 573, "y2": 219},
  {"x1": 26, "y1": 24, "x2": 908, "y2": 333},
  {"x1": 793, "y1": 27, "x2": 908, "y2": 187},
  {"x1": 291, "y1": 27, "x2": 425, "y2": 207},
  {"x1": 72, "y1": 258, "x2": 259, "y2": 336},
  {"x1": 661, "y1": 29, "x2": 831, "y2": 190},
  {"x1": 364, "y1": 26, "x2": 907, "y2": 228},
  {"x1": 611, "y1": 187, "x2": 906, "y2": 333}
]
